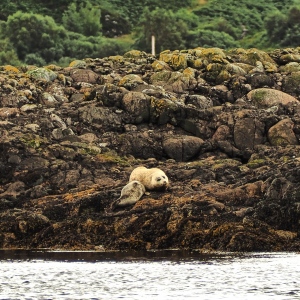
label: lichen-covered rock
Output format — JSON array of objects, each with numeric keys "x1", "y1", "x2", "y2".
[
  {"x1": 282, "y1": 71, "x2": 300, "y2": 96},
  {"x1": 118, "y1": 74, "x2": 145, "y2": 89},
  {"x1": 205, "y1": 63, "x2": 225, "y2": 83},
  {"x1": 170, "y1": 53, "x2": 188, "y2": 70},
  {"x1": 194, "y1": 47, "x2": 227, "y2": 63},
  {"x1": 27, "y1": 67, "x2": 57, "y2": 82},
  {"x1": 151, "y1": 60, "x2": 173, "y2": 72},
  {"x1": 150, "y1": 97, "x2": 179, "y2": 125},
  {"x1": 121, "y1": 92, "x2": 150, "y2": 123},
  {"x1": 185, "y1": 95, "x2": 213, "y2": 109},
  {"x1": 78, "y1": 105, "x2": 123, "y2": 131},
  {"x1": 159, "y1": 51, "x2": 188, "y2": 70},
  {"x1": 1, "y1": 65, "x2": 20, "y2": 73},
  {"x1": 69, "y1": 60, "x2": 87, "y2": 68},
  {"x1": 70, "y1": 68, "x2": 100, "y2": 84},
  {"x1": 150, "y1": 70, "x2": 172, "y2": 84},
  {"x1": 279, "y1": 53, "x2": 300, "y2": 64},
  {"x1": 247, "y1": 88, "x2": 299, "y2": 108},
  {"x1": 268, "y1": 118, "x2": 298, "y2": 146},
  {"x1": 228, "y1": 48, "x2": 276, "y2": 69},
  {"x1": 188, "y1": 58, "x2": 205, "y2": 69},
  {"x1": 97, "y1": 83, "x2": 127, "y2": 107},
  {"x1": 123, "y1": 50, "x2": 148, "y2": 59},
  {"x1": 279, "y1": 62, "x2": 300, "y2": 73},
  {"x1": 114, "y1": 132, "x2": 163, "y2": 159},
  {"x1": 40, "y1": 92, "x2": 59, "y2": 107}
]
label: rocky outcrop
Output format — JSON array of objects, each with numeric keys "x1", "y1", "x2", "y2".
[{"x1": 1, "y1": 47, "x2": 300, "y2": 252}]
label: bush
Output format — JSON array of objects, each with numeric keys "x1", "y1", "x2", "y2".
[
  {"x1": 4, "y1": 11, "x2": 67, "y2": 61},
  {"x1": 63, "y1": 32, "x2": 132, "y2": 59},
  {"x1": 57, "y1": 57, "x2": 74, "y2": 67},
  {"x1": 0, "y1": 50, "x2": 20, "y2": 66},
  {"x1": 264, "y1": 5, "x2": 300, "y2": 47},
  {"x1": 62, "y1": 1, "x2": 102, "y2": 36},
  {"x1": 63, "y1": 33, "x2": 98, "y2": 58},
  {"x1": 0, "y1": 36, "x2": 20, "y2": 65},
  {"x1": 187, "y1": 29, "x2": 239, "y2": 49},
  {"x1": 24, "y1": 53, "x2": 46, "y2": 66}
]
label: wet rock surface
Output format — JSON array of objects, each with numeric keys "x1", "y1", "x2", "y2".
[{"x1": 1, "y1": 47, "x2": 300, "y2": 251}]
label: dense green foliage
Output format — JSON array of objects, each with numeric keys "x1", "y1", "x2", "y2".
[
  {"x1": 1, "y1": 0, "x2": 300, "y2": 66},
  {"x1": 265, "y1": 6, "x2": 300, "y2": 46},
  {"x1": 134, "y1": 8, "x2": 189, "y2": 53},
  {"x1": 4, "y1": 11, "x2": 66, "y2": 63},
  {"x1": 62, "y1": 2, "x2": 102, "y2": 36}
]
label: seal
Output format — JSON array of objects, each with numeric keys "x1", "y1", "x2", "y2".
[
  {"x1": 110, "y1": 180, "x2": 146, "y2": 211},
  {"x1": 129, "y1": 166, "x2": 169, "y2": 191}
]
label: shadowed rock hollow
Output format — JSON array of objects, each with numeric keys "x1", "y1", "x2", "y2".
[{"x1": 1, "y1": 47, "x2": 300, "y2": 252}]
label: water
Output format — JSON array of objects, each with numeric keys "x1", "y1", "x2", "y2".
[{"x1": 0, "y1": 250, "x2": 299, "y2": 300}]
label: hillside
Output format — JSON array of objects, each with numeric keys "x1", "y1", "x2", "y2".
[{"x1": 1, "y1": 0, "x2": 300, "y2": 67}]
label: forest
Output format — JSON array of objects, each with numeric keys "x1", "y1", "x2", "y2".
[{"x1": 1, "y1": 0, "x2": 300, "y2": 66}]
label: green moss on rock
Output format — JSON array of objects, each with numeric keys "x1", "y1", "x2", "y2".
[
  {"x1": 27, "y1": 67, "x2": 57, "y2": 82},
  {"x1": 246, "y1": 159, "x2": 267, "y2": 169}
]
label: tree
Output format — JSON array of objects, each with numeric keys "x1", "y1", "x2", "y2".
[
  {"x1": 62, "y1": 1, "x2": 102, "y2": 36},
  {"x1": 134, "y1": 7, "x2": 189, "y2": 53},
  {"x1": 4, "y1": 11, "x2": 67, "y2": 62},
  {"x1": 264, "y1": 6, "x2": 300, "y2": 47},
  {"x1": 264, "y1": 11, "x2": 288, "y2": 44}
]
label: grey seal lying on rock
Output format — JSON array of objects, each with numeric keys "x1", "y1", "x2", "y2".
[{"x1": 110, "y1": 180, "x2": 146, "y2": 211}]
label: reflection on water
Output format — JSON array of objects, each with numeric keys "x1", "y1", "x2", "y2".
[{"x1": 0, "y1": 250, "x2": 299, "y2": 300}]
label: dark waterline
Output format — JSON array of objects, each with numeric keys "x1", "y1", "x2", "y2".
[
  {"x1": 0, "y1": 249, "x2": 225, "y2": 262},
  {"x1": 0, "y1": 249, "x2": 293, "y2": 262}
]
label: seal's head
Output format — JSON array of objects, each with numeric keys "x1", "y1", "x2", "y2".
[{"x1": 151, "y1": 171, "x2": 169, "y2": 190}]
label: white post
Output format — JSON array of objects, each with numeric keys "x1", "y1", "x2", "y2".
[{"x1": 151, "y1": 35, "x2": 155, "y2": 56}]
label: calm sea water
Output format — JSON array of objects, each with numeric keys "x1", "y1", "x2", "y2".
[{"x1": 0, "y1": 250, "x2": 299, "y2": 300}]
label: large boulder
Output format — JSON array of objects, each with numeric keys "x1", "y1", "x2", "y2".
[
  {"x1": 27, "y1": 67, "x2": 57, "y2": 82},
  {"x1": 118, "y1": 74, "x2": 145, "y2": 89},
  {"x1": 234, "y1": 117, "x2": 265, "y2": 150},
  {"x1": 227, "y1": 48, "x2": 277, "y2": 71},
  {"x1": 159, "y1": 51, "x2": 188, "y2": 70},
  {"x1": 78, "y1": 105, "x2": 123, "y2": 131},
  {"x1": 282, "y1": 71, "x2": 300, "y2": 96},
  {"x1": 247, "y1": 88, "x2": 299, "y2": 109},
  {"x1": 163, "y1": 135, "x2": 204, "y2": 161},
  {"x1": 268, "y1": 118, "x2": 299, "y2": 146},
  {"x1": 70, "y1": 69, "x2": 100, "y2": 84},
  {"x1": 121, "y1": 92, "x2": 150, "y2": 123}
]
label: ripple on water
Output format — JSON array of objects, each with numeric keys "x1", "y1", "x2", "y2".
[{"x1": 0, "y1": 252, "x2": 299, "y2": 300}]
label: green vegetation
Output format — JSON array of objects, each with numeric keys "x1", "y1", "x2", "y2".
[
  {"x1": 62, "y1": 2, "x2": 102, "y2": 36},
  {"x1": 1, "y1": 0, "x2": 300, "y2": 66},
  {"x1": 3, "y1": 11, "x2": 66, "y2": 63},
  {"x1": 134, "y1": 7, "x2": 189, "y2": 53}
]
